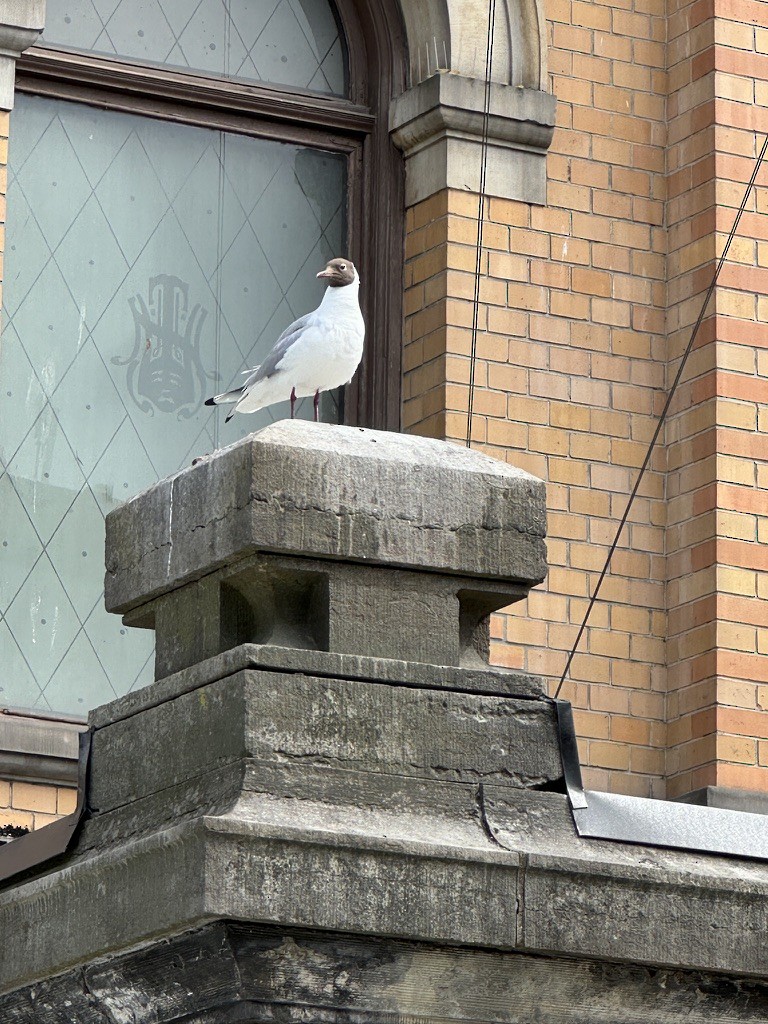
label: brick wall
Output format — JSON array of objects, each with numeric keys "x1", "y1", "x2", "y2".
[
  {"x1": 404, "y1": 0, "x2": 768, "y2": 798},
  {"x1": 405, "y1": 0, "x2": 669, "y2": 798},
  {"x1": 665, "y1": 0, "x2": 768, "y2": 797},
  {"x1": 665, "y1": 0, "x2": 720, "y2": 798},
  {"x1": 0, "y1": 779, "x2": 77, "y2": 833}
]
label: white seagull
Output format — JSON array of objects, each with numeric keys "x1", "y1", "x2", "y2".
[{"x1": 206, "y1": 257, "x2": 365, "y2": 423}]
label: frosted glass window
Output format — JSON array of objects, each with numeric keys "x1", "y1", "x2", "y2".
[
  {"x1": 39, "y1": 0, "x2": 346, "y2": 96},
  {"x1": 0, "y1": 92, "x2": 345, "y2": 714}
]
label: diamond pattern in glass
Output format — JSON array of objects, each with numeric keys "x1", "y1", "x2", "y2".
[
  {"x1": 1, "y1": 92, "x2": 346, "y2": 713},
  {"x1": 40, "y1": 0, "x2": 346, "y2": 96}
]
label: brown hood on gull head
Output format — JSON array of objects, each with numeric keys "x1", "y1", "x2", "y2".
[{"x1": 316, "y1": 257, "x2": 357, "y2": 287}]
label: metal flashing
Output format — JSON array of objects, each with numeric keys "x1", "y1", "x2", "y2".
[
  {"x1": 573, "y1": 788, "x2": 768, "y2": 860},
  {"x1": 554, "y1": 699, "x2": 768, "y2": 861},
  {"x1": 0, "y1": 729, "x2": 91, "y2": 886}
]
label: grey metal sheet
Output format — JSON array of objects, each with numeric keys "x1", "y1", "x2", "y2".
[
  {"x1": 573, "y1": 789, "x2": 768, "y2": 860},
  {"x1": 0, "y1": 729, "x2": 91, "y2": 886},
  {"x1": 553, "y1": 699, "x2": 768, "y2": 861}
]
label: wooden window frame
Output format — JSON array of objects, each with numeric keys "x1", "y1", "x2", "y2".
[{"x1": 14, "y1": 0, "x2": 405, "y2": 431}]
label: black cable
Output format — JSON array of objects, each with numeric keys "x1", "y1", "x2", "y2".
[
  {"x1": 554, "y1": 133, "x2": 768, "y2": 700},
  {"x1": 466, "y1": 0, "x2": 498, "y2": 448}
]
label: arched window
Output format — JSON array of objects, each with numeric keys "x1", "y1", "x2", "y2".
[{"x1": 0, "y1": 0, "x2": 404, "y2": 715}]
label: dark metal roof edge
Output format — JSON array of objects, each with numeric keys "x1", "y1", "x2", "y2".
[
  {"x1": 553, "y1": 698, "x2": 587, "y2": 809},
  {"x1": 553, "y1": 697, "x2": 768, "y2": 862},
  {"x1": 0, "y1": 729, "x2": 91, "y2": 887}
]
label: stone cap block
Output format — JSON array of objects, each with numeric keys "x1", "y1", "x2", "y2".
[{"x1": 105, "y1": 421, "x2": 547, "y2": 616}]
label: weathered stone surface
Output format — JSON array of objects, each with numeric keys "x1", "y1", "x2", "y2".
[
  {"x1": 105, "y1": 421, "x2": 547, "y2": 616},
  {"x1": 523, "y1": 853, "x2": 768, "y2": 977},
  {"x1": 390, "y1": 73, "x2": 556, "y2": 205},
  {"x1": 0, "y1": 816, "x2": 519, "y2": 992},
  {"x1": 6, "y1": 921, "x2": 768, "y2": 1024},
  {"x1": 0, "y1": 0, "x2": 44, "y2": 111},
  {"x1": 8, "y1": 411, "x2": 768, "y2": 1021},
  {"x1": 5, "y1": 736, "x2": 768, "y2": 996},
  {"x1": 88, "y1": 671, "x2": 561, "y2": 813},
  {"x1": 131, "y1": 552, "x2": 530, "y2": 678},
  {"x1": 88, "y1": 643, "x2": 544, "y2": 729}
]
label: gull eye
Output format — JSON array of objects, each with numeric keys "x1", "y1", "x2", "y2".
[{"x1": 339, "y1": 264, "x2": 346, "y2": 270}]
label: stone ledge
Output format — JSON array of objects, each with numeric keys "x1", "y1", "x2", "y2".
[
  {"x1": 89, "y1": 642, "x2": 544, "y2": 729},
  {"x1": 5, "y1": 921, "x2": 768, "y2": 1024},
  {"x1": 4, "y1": 791, "x2": 768, "y2": 995},
  {"x1": 0, "y1": 819, "x2": 519, "y2": 992},
  {"x1": 390, "y1": 72, "x2": 556, "y2": 205},
  {"x1": 87, "y1": 669, "x2": 561, "y2": 814},
  {"x1": 0, "y1": 714, "x2": 85, "y2": 786}
]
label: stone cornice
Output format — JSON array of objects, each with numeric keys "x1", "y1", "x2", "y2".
[{"x1": 0, "y1": 713, "x2": 84, "y2": 786}]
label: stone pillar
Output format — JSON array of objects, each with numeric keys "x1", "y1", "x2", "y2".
[
  {"x1": 1, "y1": 422, "x2": 767, "y2": 1021},
  {"x1": 104, "y1": 422, "x2": 548, "y2": 679},
  {"x1": 0, "y1": 422, "x2": 556, "y2": 1012}
]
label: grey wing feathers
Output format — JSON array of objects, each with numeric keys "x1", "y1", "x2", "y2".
[
  {"x1": 206, "y1": 312, "x2": 312, "y2": 408},
  {"x1": 248, "y1": 313, "x2": 313, "y2": 385},
  {"x1": 274, "y1": 311, "x2": 312, "y2": 347},
  {"x1": 240, "y1": 365, "x2": 262, "y2": 389}
]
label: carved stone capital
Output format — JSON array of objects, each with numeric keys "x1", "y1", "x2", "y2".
[
  {"x1": 0, "y1": 0, "x2": 45, "y2": 108},
  {"x1": 390, "y1": 72, "x2": 556, "y2": 206}
]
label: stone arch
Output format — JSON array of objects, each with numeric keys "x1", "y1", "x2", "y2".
[{"x1": 398, "y1": 0, "x2": 548, "y2": 92}]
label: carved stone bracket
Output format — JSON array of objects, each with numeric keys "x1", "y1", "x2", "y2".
[
  {"x1": 0, "y1": 0, "x2": 45, "y2": 109},
  {"x1": 390, "y1": 72, "x2": 556, "y2": 206}
]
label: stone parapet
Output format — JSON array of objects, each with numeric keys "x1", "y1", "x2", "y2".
[
  {"x1": 2, "y1": 422, "x2": 768, "y2": 1020},
  {"x1": 7, "y1": 921, "x2": 768, "y2": 1024}
]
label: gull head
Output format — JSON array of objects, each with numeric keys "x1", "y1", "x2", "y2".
[{"x1": 317, "y1": 257, "x2": 357, "y2": 287}]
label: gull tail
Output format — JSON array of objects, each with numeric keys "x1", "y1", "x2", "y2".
[{"x1": 205, "y1": 388, "x2": 242, "y2": 406}]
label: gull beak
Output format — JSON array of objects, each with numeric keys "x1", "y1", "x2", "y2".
[{"x1": 316, "y1": 268, "x2": 333, "y2": 279}]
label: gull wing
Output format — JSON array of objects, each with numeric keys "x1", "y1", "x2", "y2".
[{"x1": 244, "y1": 312, "x2": 314, "y2": 390}]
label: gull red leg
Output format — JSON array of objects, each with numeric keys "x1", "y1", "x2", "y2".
[
  {"x1": 290, "y1": 387, "x2": 296, "y2": 419},
  {"x1": 313, "y1": 390, "x2": 320, "y2": 422}
]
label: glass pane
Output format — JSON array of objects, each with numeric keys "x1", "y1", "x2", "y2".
[
  {"x1": 0, "y1": 92, "x2": 346, "y2": 714},
  {"x1": 39, "y1": 0, "x2": 346, "y2": 97}
]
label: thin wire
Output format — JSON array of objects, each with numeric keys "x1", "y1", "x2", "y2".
[
  {"x1": 466, "y1": 0, "x2": 498, "y2": 448},
  {"x1": 554, "y1": 132, "x2": 768, "y2": 700}
]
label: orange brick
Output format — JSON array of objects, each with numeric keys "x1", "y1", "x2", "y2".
[
  {"x1": 572, "y1": 267, "x2": 612, "y2": 297},
  {"x1": 573, "y1": 710, "x2": 611, "y2": 739},
  {"x1": 57, "y1": 787, "x2": 78, "y2": 816},
  {"x1": 0, "y1": 809, "x2": 33, "y2": 830},
  {"x1": 590, "y1": 741, "x2": 631, "y2": 770},
  {"x1": 11, "y1": 782, "x2": 58, "y2": 814},
  {"x1": 399, "y1": 7, "x2": 768, "y2": 795}
]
